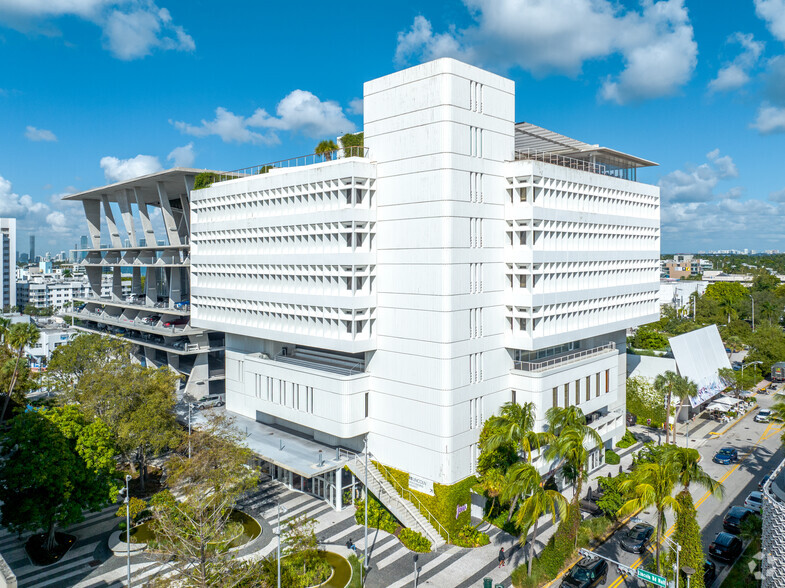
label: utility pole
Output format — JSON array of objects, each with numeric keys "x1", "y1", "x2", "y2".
[{"x1": 363, "y1": 435, "x2": 369, "y2": 585}]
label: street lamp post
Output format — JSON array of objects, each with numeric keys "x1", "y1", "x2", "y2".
[
  {"x1": 124, "y1": 474, "x2": 131, "y2": 588},
  {"x1": 682, "y1": 565, "x2": 695, "y2": 588},
  {"x1": 363, "y1": 435, "x2": 369, "y2": 585},
  {"x1": 741, "y1": 361, "x2": 763, "y2": 394},
  {"x1": 413, "y1": 554, "x2": 419, "y2": 588},
  {"x1": 188, "y1": 402, "x2": 192, "y2": 459},
  {"x1": 276, "y1": 501, "x2": 287, "y2": 588},
  {"x1": 661, "y1": 535, "x2": 681, "y2": 588}
]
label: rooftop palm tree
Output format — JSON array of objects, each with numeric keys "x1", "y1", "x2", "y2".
[
  {"x1": 513, "y1": 463, "x2": 567, "y2": 577},
  {"x1": 619, "y1": 462, "x2": 680, "y2": 576},
  {"x1": 482, "y1": 401, "x2": 548, "y2": 463},
  {"x1": 315, "y1": 140, "x2": 338, "y2": 161}
]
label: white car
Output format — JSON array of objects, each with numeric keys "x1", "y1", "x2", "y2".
[
  {"x1": 755, "y1": 409, "x2": 772, "y2": 423},
  {"x1": 744, "y1": 491, "x2": 763, "y2": 513}
]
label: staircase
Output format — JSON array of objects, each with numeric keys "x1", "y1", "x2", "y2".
[{"x1": 346, "y1": 454, "x2": 447, "y2": 549}]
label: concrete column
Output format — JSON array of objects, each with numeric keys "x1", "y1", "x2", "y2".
[
  {"x1": 132, "y1": 267, "x2": 142, "y2": 296},
  {"x1": 86, "y1": 267, "x2": 102, "y2": 298},
  {"x1": 82, "y1": 200, "x2": 102, "y2": 249},
  {"x1": 112, "y1": 267, "x2": 123, "y2": 301},
  {"x1": 146, "y1": 267, "x2": 158, "y2": 306},
  {"x1": 335, "y1": 466, "x2": 343, "y2": 511},
  {"x1": 117, "y1": 189, "x2": 138, "y2": 247},
  {"x1": 134, "y1": 188, "x2": 157, "y2": 247},
  {"x1": 101, "y1": 195, "x2": 122, "y2": 248},
  {"x1": 178, "y1": 193, "x2": 191, "y2": 242},
  {"x1": 157, "y1": 182, "x2": 182, "y2": 246},
  {"x1": 182, "y1": 175, "x2": 194, "y2": 238},
  {"x1": 168, "y1": 265, "x2": 181, "y2": 305}
]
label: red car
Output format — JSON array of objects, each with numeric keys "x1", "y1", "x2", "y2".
[{"x1": 163, "y1": 317, "x2": 189, "y2": 327}]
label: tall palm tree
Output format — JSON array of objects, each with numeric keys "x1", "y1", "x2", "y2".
[
  {"x1": 482, "y1": 401, "x2": 548, "y2": 463},
  {"x1": 672, "y1": 378, "x2": 697, "y2": 442},
  {"x1": 0, "y1": 322, "x2": 39, "y2": 423},
  {"x1": 513, "y1": 463, "x2": 567, "y2": 577},
  {"x1": 0, "y1": 317, "x2": 10, "y2": 345},
  {"x1": 619, "y1": 462, "x2": 680, "y2": 575},
  {"x1": 501, "y1": 462, "x2": 536, "y2": 523},
  {"x1": 544, "y1": 407, "x2": 602, "y2": 542},
  {"x1": 655, "y1": 371, "x2": 690, "y2": 445},
  {"x1": 664, "y1": 446, "x2": 724, "y2": 499}
]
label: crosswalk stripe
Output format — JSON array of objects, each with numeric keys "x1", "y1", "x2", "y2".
[
  {"x1": 13, "y1": 542, "x2": 99, "y2": 579},
  {"x1": 375, "y1": 543, "x2": 409, "y2": 569}
]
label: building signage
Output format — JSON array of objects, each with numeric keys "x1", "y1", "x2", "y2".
[
  {"x1": 409, "y1": 475, "x2": 434, "y2": 496},
  {"x1": 455, "y1": 503, "x2": 468, "y2": 519}
]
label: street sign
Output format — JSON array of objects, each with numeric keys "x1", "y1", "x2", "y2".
[{"x1": 637, "y1": 569, "x2": 667, "y2": 587}]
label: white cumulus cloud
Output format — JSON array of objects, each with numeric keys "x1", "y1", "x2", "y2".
[
  {"x1": 167, "y1": 142, "x2": 195, "y2": 167},
  {"x1": 394, "y1": 0, "x2": 697, "y2": 104},
  {"x1": 348, "y1": 98, "x2": 364, "y2": 116},
  {"x1": 751, "y1": 104, "x2": 785, "y2": 134},
  {"x1": 658, "y1": 149, "x2": 740, "y2": 204},
  {"x1": 0, "y1": 174, "x2": 81, "y2": 243},
  {"x1": 0, "y1": 0, "x2": 194, "y2": 60},
  {"x1": 756, "y1": 0, "x2": 785, "y2": 41},
  {"x1": 172, "y1": 90, "x2": 356, "y2": 144},
  {"x1": 24, "y1": 125, "x2": 57, "y2": 142},
  {"x1": 100, "y1": 154, "x2": 163, "y2": 182},
  {"x1": 709, "y1": 33, "x2": 764, "y2": 93}
]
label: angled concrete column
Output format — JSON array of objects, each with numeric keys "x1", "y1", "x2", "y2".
[
  {"x1": 178, "y1": 193, "x2": 191, "y2": 242},
  {"x1": 117, "y1": 189, "x2": 138, "y2": 247},
  {"x1": 86, "y1": 267, "x2": 102, "y2": 298},
  {"x1": 146, "y1": 267, "x2": 158, "y2": 306},
  {"x1": 83, "y1": 200, "x2": 102, "y2": 249},
  {"x1": 134, "y1": 188, "x2": 157, "y2": 247},
  {"x1": 112, "y1": 267, "x2": 123, "y2": 301},
  {"x1": 157, "y1": 182, "x2": 182, "y2": 246},
  {"x1": 182, "y1": 175, "x2": 194, "y2": 236},
  {"x1": 132, "y1": 267, "x2": 142, "y2": 295},
  {"x1": 168, "y1": 265, "x2": 181, "y2": 305},
  {"x1": 101, "y1": 195, "x2": 123, "y2": 248}
]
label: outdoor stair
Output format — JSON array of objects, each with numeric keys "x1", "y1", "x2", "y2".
[{"x1": 346, "y1": 456, "x2": 447, "y2": 549}]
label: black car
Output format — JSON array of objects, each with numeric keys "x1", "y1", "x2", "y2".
[
  {"x1": 703, "y1": 559, "x2": 716, "y2": 586},
  {"x1": 626, "y1": 412, "x2": 637, "y2": 427},
  {"x1": 709, "y1": 532, "x2": 743, "y2": 562},
  {"x1": 723, "y1": 506, "x2": 754, "y2": 534},
  {"x1": 561, "y1": 557, "x2": 608, "y2": 588},
  {"x1": 760, "y1": 473, "x2": 772, "y2": 491},
  {"x1": 619, "y1": 522, "x2": 654, "y2": 554}
]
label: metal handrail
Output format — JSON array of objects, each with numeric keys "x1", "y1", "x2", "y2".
[
  {"x1": 341, "y1": 449, "x2": 449, "y2": 544},
  {"x1": 514, "y1": 342, "x2": 616, "y2": 372},
  {"x1": 515, "y1": 149, "x2": 608, "y2": 175},
  {"x1": 210, "y1": 146, "x2": 370, "y2": 185}
]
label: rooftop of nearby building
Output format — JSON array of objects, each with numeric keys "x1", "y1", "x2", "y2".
[{"x1": 63, "y1": 168, "x2": 221, "y2": 203}]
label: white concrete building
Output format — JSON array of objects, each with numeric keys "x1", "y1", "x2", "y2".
[
  {"x1": 0, "y1": 219, "x2": 16, "y2": 310},
  {"x1": 26, "y1": 325, "x2": 77, "y2": 369},
  {"x1": 17, "y1": 277, "x2": 92, "y2": 310},
  {"x1": 63, "y1": 169, "x2": 225, "y2": 399},
  {"x1": 189, "y1": 59, "x2": 660, "y2": 518}
]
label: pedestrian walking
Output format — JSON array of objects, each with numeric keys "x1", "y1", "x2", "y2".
[{"x1": 498, "y1": 547, "x2": 506, "y2": 568}]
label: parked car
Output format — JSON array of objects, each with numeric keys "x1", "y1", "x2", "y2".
[
  {"x1": 141, "y1": 315, "x2": 161, "y2": 325},
  {"x1": 759, "y1": 473, "x2": 772, "y2": 491},
  {"x1": 723, "y1": 506, "x2": 754, "y2": 534},
  {"x1": 755, "y1": 409, "x2": 772, "y2": 423},
  {"x1": 560, "y1": 557, "x2": 608, "y2": 588},
  {"x1": 174, "y1": 300, "x2": 190, "y2": 309},
  {"x1": 195, "y1": 397, "x2": 225, "y2": 410},
  {"x1": 164, "y1": 317, "x2": 189, "y2": 327},
  {"x1": 713, "y1": 447, "x2": 739, "y2": 464},
  {"x1": 619, "y1": 522, "x2": 654, "y2": 554},
  {"x1": 703, "y1": 559, "x2": 717, "y2": 586},
  {"x1": 709, "y1": 532, "x2": 742, "y2": 562},
  {"x1": 626, "y1": 412, "x2": 637, "y2": 427},
  {"x1": 743, "y1": 491, "x2": 763, "y2": 513}
]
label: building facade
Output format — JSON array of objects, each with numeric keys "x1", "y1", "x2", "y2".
[
  {"x1": 0, "y1": 219, "x2": 16, "y2": 310},
  {"x1": 63, "y1": 169, "x2": 225, "y2": 399},
  {"x1": 189, "y1": 59, "x2": 660, "y2": 489}
]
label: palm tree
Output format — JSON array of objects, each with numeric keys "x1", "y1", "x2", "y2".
[
  {"x1": 0, "y1": 317, "x2": 10, "y2": 345},
  {"x1": 481, "y1": 468, "x2": 505, "y2": 518},
  {"x1": 655, "y1": 371, "x2": 691, "y2": 445},
  {"x1": 482, "y1": 401, "x2": 548, "y2": 463},
  {"x1": 544, "y1": 407, "x2": 602, "y2": 542},
  {"x1": 513, "y1": 463, "x2": 567, "y2": 577},
  {"x1": 760, "y1": 300, "x2": 778, "y2": 326},
  {"x1": 619, "y1": 462, "x2": 680, "y2": 575},
  {"x1": 672, "y1": 378, "x2": 697, "y2": 442},
  {"x1": 315, "y1": 140, "x2": 338, "y2": 161},
  {"x1": 0, "y1": 322, "x2": 39, "y2": 423},
  {"x1": 664, "y1": 446, "x2": 724, "y2": 499}
]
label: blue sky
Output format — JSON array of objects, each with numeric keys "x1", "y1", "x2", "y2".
[{"x1": 1, "y1": 0, "x2": 785, "y2": 255}]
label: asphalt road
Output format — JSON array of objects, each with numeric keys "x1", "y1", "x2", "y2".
[{"x1": 562, "y1": 393, "x2": 783, "y2": 588}]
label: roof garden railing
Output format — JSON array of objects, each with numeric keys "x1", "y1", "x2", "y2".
[
  {"x1": 515, "y1": 149, "x2": 608, "y2": 175},
  {"x1": 210, "y1": 146, "x2": 369, "y2": 185}
]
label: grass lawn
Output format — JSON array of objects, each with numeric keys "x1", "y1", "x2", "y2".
[
  {"x1": 347, "y1": 554, "x2": 363, "y2": 588},
  {"x1": 721, "y1": 536, "x2": 761, "y2": 587}
]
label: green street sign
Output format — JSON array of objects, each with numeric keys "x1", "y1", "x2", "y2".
[{"x1": 637, "y1": 569, "x2": 667, "y2": 587}]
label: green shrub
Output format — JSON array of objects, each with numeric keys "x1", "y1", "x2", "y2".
[
  {"x1": 372, "y1": 461, "x2": 476, "y2": 540},
  {"x1": 577, "y1": 516, "x2": 612, "y2": 548},
  {"x1": 453, "y1": 524, "x2": 490, "y2": 548},
  {"x1": 341, "y1": 132, "x2": 364, "y2": 157},
  {"x1": 354, "y1": 493, "x2": 399, "y2": 534},
  {"x1": 626, "y1": 376, "x2": 666, "y2": 428},
  {"x1": 596, "y1": 473, "x2": 630, "y2": 520},
  {"x1": 193, "y1": 172, "x2": 216, "y2": 190},
  {"x1": 605, "y1": 449, "x2": 621, "y2": 465},
  {"x1": 631, "y1": 325, "x2": 669, "y2": 350},
  {"x1": 616, "y1": 429, "x2": 637, "y2": 449},
  {"x1": 398, "y1": 528, "x2": 431, "y2": 552}
]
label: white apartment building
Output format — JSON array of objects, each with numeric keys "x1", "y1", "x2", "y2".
[
  {"x1": 17, "y1": 278, "x2": 92, "y2": 310},
  {"x1": 63, "y1": 169, "x2": 225, "y2": 399},
  {"x1": 0, "y1": 219, "x2": 16, "y2": 310},
  {"x1": 189, "y1": 57, "x2": 660, "y2": 511}
]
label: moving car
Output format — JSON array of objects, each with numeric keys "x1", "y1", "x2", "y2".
[
  {"x1": 709, "y1": 532, "x2": 742, "y2": 562},
  {"x1": 755, "y1": 409, "x2": 772, "y2": 423},
  {"x1": 560, "y1": 557, "x2": 608, "y2": 588},
  {"x1": 713, "y1": 447, "x2": 739, "y2": 464},
  {"x1": 703, "y1": 559, "x2": 716, "y2": 586},
  {"x1": 619, "y1": 522, "x2": 654, "y2": 554},
  {"x1": 743, "y1": 491, "x2": 763, "y2": 513},
  {"x1": 723, "y1": 506, "x2": 754, "y2": 534}
]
